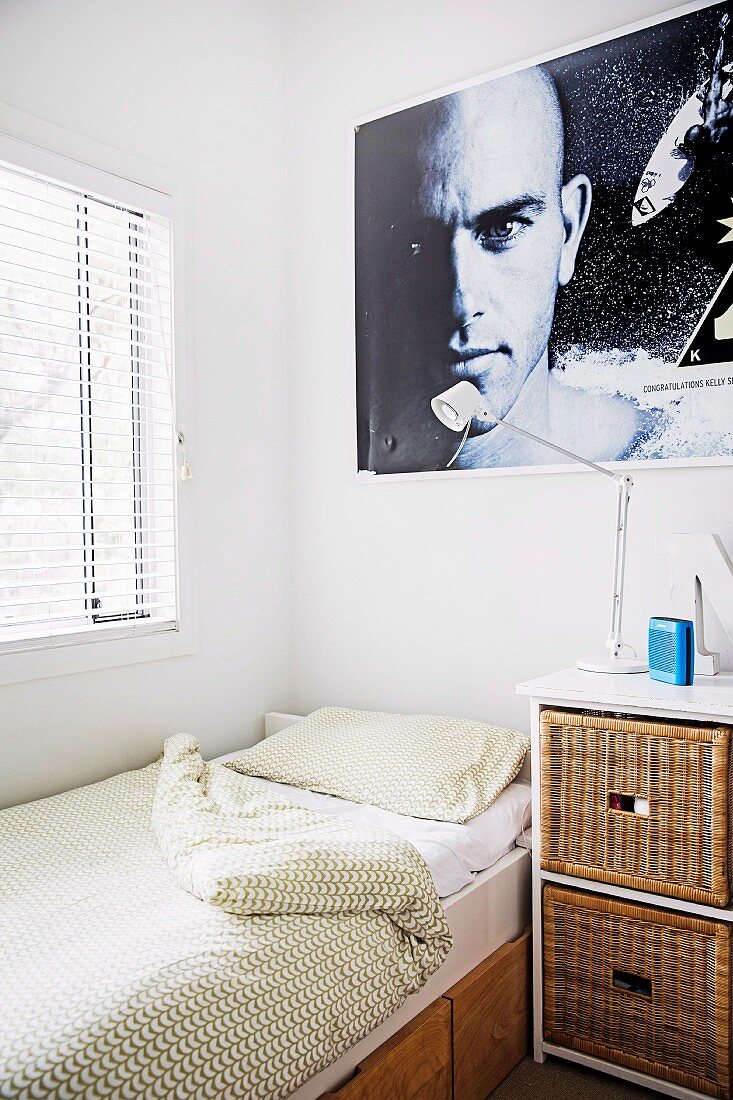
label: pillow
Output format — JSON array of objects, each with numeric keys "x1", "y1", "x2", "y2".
[{"x1": 225, "y1": 707, "x2": 529, "y2": 824}]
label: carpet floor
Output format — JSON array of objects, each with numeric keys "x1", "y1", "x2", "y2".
[{"x1": 492, "y1": 1057, "x2": 658, "y2": 1098}]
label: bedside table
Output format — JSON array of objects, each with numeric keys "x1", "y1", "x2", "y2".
[{"x1": 516, "y1": 667, "x2": 733, "y2": 1100}]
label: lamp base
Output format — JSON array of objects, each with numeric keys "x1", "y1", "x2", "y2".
[{"x1": 576, "y1": 655, "x2": 648, "y2": 674}]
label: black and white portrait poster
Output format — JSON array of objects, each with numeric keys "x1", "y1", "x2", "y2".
[{"x1": 354, "y1": 0, "x2": 733, "y2": 476}]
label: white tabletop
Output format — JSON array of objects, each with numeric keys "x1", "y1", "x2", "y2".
[{"x1": 516, "y1": 666, "x2": 733, "y2": 720}]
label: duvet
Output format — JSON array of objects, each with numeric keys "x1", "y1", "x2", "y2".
[{"x1": 0, "y1": 736, "x2": 451, "y2": 1100}]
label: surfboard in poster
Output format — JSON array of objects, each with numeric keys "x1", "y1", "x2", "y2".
[{"x1": 632, "y1": 62, "x2": 733, "y2": 226}]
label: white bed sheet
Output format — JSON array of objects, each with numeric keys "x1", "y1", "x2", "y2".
[{"x1": 212, "y1": 749, "x2": 531, "y2": 897}]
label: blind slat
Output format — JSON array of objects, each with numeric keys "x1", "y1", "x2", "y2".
[
  {"x1": 0, "y1": 490, "x2": 174, "y2": 503},
  {"x1": 2, "y1": 590, "x2": 176, "y2": 610},
  {"x1": 0, "y1": 350, "x2": 170, "y2": 383},
  {"x1": 1, "y1": 600, "x2": 177, "y2": 626},
  {"x1": 0, "y1": 439, "x2": 173, "y2": 456},
  {"x1": 0, "y1": 336, "x2": 171, "y2": 375},
  {"x1": 0, "y1": 536, "x2": 173, "y2": 545},
  {"x1": 1, "y1": 525, "x2": 176, "y2": 534},
  {"x1": 0, "y1": 273, "x2": 171, "y2": 329},
  {"x1": 0, "y1": 204, "x2": 170, "y2": 251},
  {"x1": 0, "y1": 178, "x2": 171, "y2": 236},
  {"x1": 1, "y1": 402, "x2": 172, "y2": 428},
  {"x1": 0, "y1": 556, "x2": 175, "y2": 573},
  {"x1": 0, "y1": 473, "x2": 173, "y2": 486},
  {"x1": 0, "y1": 230, "x2": 171, "y2": 279},
  {"x1": 0, "y1": 253, "x2": 171, "y2": 297},
  {"x1": 1, "y1": 576, "x2": 176, "y2": 596},
  {"x1": 0, "y1": 199, "x2": 170, "y2": 257},
  {"x1": 0, "y1": 422, "x2": 172, "y2": 441},
  {"x1": 0, "y1": 301, "x2": 170, "y2": 352},
  {"x1": 1, "y1": 382, "x2": 171, "y2": 414},
  {"x1": 0, "y1": 225, "x2": 169, "y2": 275}
]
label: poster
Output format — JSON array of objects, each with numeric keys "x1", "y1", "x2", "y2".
[{"x1": 354, "y1": 1, "x2": 733, "y2": 475}]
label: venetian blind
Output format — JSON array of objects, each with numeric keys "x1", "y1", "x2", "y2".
[{"x1": 0, "y1": 150, "x2": 178, "y2": 652}]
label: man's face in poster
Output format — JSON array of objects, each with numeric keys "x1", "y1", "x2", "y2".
[{"x1": 364, "y1": 66, "x2": 592, "y2": 468}]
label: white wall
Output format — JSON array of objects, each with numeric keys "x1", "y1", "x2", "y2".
[
  {"x1": 2, "y1": 0, "x2": 732, "y2": 810},
  {"x1": 0, "y1": 0, "x2": 291, "y2": 807},
  {"x1": 282, "y1": 0, "x2": 733, "y2": 732}
]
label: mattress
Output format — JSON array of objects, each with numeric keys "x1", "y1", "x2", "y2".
[{"x1": 213, "y1": 750, "x2": 531, "y2": 897}]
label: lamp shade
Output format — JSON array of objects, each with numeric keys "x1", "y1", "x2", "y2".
[{"x1": 430, "y1": 381, "x2": 482, "y2": 432}]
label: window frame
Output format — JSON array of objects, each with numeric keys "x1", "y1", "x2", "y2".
[{"x1": 0, "y1": 103, "x2": 197, "y2": 685}]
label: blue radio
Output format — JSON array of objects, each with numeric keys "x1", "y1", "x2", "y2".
[{"x1": 648, "y1": 618, "x2": 694, "y2": 685}]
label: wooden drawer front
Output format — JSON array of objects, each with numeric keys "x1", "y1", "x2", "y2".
[
  {"x1": 445, "y1": 927, "x2": 531, "y2": 1100},
  {"x1": 319, "y1": 998, "x2": 451, "y2": 1100}
]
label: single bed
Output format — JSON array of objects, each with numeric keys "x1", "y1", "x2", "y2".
[
  {"x1": 217, "y1": 712, "x2": 532, "y2": 1100},
  {"x1": 0, "y1": 710, "x2": 531, "y2": 1100}
]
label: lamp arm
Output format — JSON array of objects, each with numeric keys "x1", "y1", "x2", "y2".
[
  {"x1": 606, "y1": 472, "x2": 635, "y2": 657},
  {"x1": 430, "y1": 382, "x2": 644, "y2": 670},
  {"x1": 482, "y1": 405, "x2": 637, "y2": 660},
  {"x1": 477, "y1": 406, "x2": 616, "y2": 479}
]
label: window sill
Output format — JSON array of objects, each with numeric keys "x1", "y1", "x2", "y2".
[{"x1": 0, "y1": 622, "x2": 197, "y2": 686}]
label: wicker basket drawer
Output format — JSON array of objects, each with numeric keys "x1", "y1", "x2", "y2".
[
  {"x1": 540, "y1": 708, "x2": 733, "y2": 905},
  {"x1": 543, "y1": 885, "x2": 732, "y2": 1098}
]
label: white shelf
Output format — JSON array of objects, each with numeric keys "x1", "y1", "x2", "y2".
[
  {"x1": 540, "y1": 869, "x2": 733, "y2": 923},
  {"x1": 517, "y1": 665, "x2": 733, "y2": 721},
  {"x1": 541, "y1": 1043, "x2": 715, "y2": 1100}
]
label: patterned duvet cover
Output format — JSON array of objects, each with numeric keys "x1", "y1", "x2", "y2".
[{"x1": 0, "y1": 736, "x2": 451, "y2": 1100}]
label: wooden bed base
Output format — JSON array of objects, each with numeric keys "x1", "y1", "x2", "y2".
[
  {"x1": 320, "y1": 928, "x2": 531, "y2": 1100},
  {"x1": 258, "y1": 713, "x2": 532, "y2": 1100}
]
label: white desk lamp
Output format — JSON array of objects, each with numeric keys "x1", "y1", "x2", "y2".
[{"x1": 430, "y1": 380, "x2": 647, "y2": 675}]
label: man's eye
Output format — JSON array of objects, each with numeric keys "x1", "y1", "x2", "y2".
[{"x1": 476, "y1": 220, "x2": 523, "y2": 249}]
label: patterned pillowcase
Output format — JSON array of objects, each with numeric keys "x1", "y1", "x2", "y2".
[{"x1": 225, "y1": 707, "x2": 530, "y2": 824}]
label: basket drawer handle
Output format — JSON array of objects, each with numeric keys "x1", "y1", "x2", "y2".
[
  {"x1": 608, "y1": 793, "x2": 650, "y2": 816},
  {"x1": 612, "y1": 969, "x2": 652, "y2": 997}
]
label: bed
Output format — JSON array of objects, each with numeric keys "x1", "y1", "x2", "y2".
[
  {"x1": 0, "y1": 710, "x2": 531, "y2": 1100},
  {"x1": 237, "y1": 712, "x2": 532, "y2": 1100}
]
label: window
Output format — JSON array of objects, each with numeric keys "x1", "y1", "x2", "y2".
[{"x1": 0, "y1": 145, "x2": 178, "y2": 654}]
